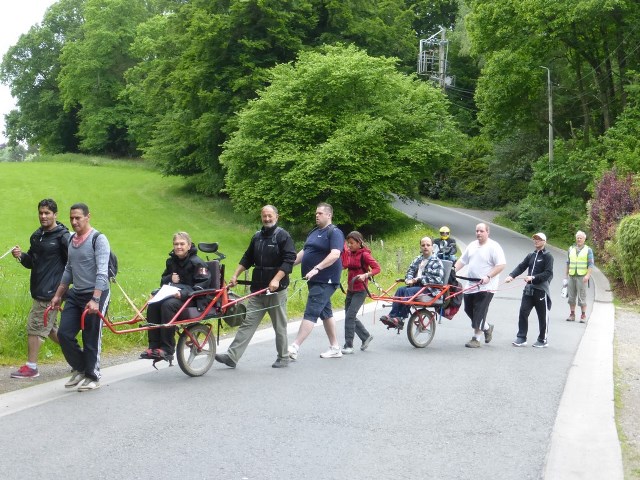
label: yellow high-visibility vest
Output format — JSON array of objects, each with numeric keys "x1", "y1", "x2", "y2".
[{"x1": 568, "y1": 246, "x2": 589, "y2": 275}]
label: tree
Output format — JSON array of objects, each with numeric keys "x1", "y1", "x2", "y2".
[
  {"x1": 58, "y1": 0, "x2": 152, "y2": 155},
  {"x1": 220, "y1": 44, "x2": 464, "y2": 226},
  {"x1": 0, "y1": 0, "x2": 85, "y2": 152}
]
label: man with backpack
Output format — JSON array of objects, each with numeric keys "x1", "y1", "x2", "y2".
[
  {"x1": 10, "y1": 199, "x2": 70, "y2": 379},
  {"x1": 215, "y1": 205, "x2": 296, "y2": 369},
  {"x1": 50, "y1": 203, "x2": 111, "y2": 391}
]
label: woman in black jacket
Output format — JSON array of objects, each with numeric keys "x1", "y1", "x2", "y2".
[{"x1": 141, "y1": 232, "x2": 210, "y2": 359}]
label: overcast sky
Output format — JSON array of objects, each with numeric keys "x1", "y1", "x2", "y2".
[{"x1": 0, "y1": 0, "x2": 58, "y2": 143}]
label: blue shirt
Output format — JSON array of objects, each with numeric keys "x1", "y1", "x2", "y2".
[{"x1": 301, "y1": 225, "x2": 344, "y2": 284}]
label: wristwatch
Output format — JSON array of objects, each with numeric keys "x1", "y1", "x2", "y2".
[{"x1": 91, "y1": 296, "x2": 101, "y2": 303}]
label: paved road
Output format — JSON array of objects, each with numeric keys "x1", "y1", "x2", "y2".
[{"x1": 0, "y1": 201, "x2": 618, "y2": 479}]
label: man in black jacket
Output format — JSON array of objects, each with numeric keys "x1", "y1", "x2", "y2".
[
  {"x1": 215, "y1": 205, "x2": 297, "y2": 368},
  {"x1": 11, "y1": 199, "x2": 70, "y2": 378},
  {"x1": 505, "y1": 232, "x2": 554, "y2": 348}
]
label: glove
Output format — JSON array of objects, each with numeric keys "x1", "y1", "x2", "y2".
[{"x1": 562, "y1": 278, "x2": 568, "y2": 287}]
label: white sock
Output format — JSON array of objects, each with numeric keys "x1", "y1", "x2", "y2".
[{"x1": 26, "y1": 362, "x2": 37, "y2": 369}]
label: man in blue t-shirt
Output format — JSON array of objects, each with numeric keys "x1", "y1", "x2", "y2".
[{"x1": 288, "y1": 202, "x2": 345, "y2": 360}]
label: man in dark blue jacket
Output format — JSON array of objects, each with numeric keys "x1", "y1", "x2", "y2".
[
  {"x1": 505, "y1": 232, "x2": 554, "y2": 348},
  {"x1": 215, "y1": 205, "x2": 296, "y2": 368},
  {"x1": 11, "y1": 199, "x2": 70, "y2": 379}
]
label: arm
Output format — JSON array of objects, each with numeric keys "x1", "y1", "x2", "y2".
[
  {"x1": 529, "y1": 252, "x2": 554, "y2": 285},
  {"x1": 505, "y1": 255, "x2": 530, "y2": 283},
  {"x1": 268, "y1": 231, "x2": 296, "y2": 292},
  {"x1": 12, "y1": 245, "x2": 34, "y2": 269},
  {"x1": 305, "y1": 249, "x2": 341, "y2": 280}
]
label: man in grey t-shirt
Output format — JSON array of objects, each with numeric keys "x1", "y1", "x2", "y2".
[{"x1": 50, "y1": 203, "x2": 111, "y2": 391}]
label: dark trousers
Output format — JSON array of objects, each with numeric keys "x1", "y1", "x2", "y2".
[
  {"x1": 389, "y1": 286, "x2": 422, "y2": 319},
  {"x1": 516, "y1": 290, "x2": 549, "y2": 342},
  {"x1": 344, "y1": 290, "x2": 370, "y2": 347},
  {"x1": 146, "y1": 297, "x2": 183, "y2": 355},
  {"x1": 58, "y1": 289, "x2": 110, "y2": 381},
  {"x1": 463, "y1": 291, "x2": 494, "y2": 331}
]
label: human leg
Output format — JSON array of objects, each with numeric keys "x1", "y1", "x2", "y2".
[
  {"x1": 533, "y1": 293, "x2": 549, "y2": 343},
  {"x1": 146, "y1": 302, "x2": 162, "y2": 349},
  {"x1": 26, "y1": 300, "x2": 58, "y2": 364},
  {"x1": 267, "y1": 290, "x2": 289, "y2": 361},
  {"x1": 576, "y1": 278, "x2": 588, "y2": 320},
  {"x1": 344, "y1": 291, "x2": 367, "y2": 347},
  {"x1": 81, "y1": 291, "x2": 109, "y2": 381},
  {"x1": 159, "y1": 297, "x2": 183, "y2": 355},
  {"x1": 516, "y1": 294, "x2": 535, "y2": 341},
  {"x1": 227, "y1": 295, "x2": 266, "y2": 363},
  {"x1": 464, "y1": 292, "x2": 494, "y2": 348},
  {"x1": 57, "y1": 291, "x2": 87, "y2": 372},
  {"x1": 567, "y1": 276, "x2": 579, "y2": 320}
]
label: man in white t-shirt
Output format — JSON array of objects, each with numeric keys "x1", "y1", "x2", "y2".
[{"x1": 454, "y1": 223, "x2": 506, "y2": 348}]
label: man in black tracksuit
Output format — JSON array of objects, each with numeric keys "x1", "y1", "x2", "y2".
[
  {"x1": 11, "y1": 199, "x2": 70, "y2": 378},
  {"x1": 505, "y1": 232, "x2": 554, "y2": 348}
]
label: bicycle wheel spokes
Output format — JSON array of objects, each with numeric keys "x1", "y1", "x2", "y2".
[{"x1": 407, "y1": 308, "x2": 436, "y2": 348}]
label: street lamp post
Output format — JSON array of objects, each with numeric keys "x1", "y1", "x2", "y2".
[{"x1": 540, "y1": 66, "x2": 553, "y2": 170}]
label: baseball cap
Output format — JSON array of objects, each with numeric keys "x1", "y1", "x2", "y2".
[{"x1": 532, "y1": 232, "x2": 547, "y2": 241}]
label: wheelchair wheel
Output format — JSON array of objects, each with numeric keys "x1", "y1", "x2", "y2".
[
  {"x1": 176, "y1": 323, "x2": 216, "y2": 377},
  {"x1": 407, "y1": 308, "x2": 436, "y2": 348}
]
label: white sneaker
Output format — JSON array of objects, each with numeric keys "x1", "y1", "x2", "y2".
[
  {"x1": 77, "y1": 378, "x2": 101, "y2": 391},
  {"x1": 320, "y1": 346, "x2": 343, "y2": 358},
  {"x1": 288, "y1": 344, "x2": 299, "y2": 360},
  {"x1": 341, "y1": 346, "x2": 354, "y2": 355},
  {"x1": 65, "y1": 371, "x2": 85, "y2": 388}
]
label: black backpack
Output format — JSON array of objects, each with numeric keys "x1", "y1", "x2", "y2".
[
  {"x1": 71, "y1": 231, "x2": 118, "y2": 280},
  {"x1": 93, "y1": 231, "x2": 118, "y2": 280}
]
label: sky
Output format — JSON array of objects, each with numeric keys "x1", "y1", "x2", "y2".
[{"x1": 0, "y1": 0, "x2": 58, "y2": 143}]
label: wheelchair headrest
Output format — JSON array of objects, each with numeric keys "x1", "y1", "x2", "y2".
[{"x1": 198, "y1": 242, "x2": 219, "y2": 253}]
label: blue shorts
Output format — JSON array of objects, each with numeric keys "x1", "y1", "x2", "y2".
[{"x1": 303, "y1": 283, "x2": 339, "y2": 322}]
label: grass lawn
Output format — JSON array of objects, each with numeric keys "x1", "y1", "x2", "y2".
[{"x1": 0, "y1": 154, "x2": 437, "y2": 363}]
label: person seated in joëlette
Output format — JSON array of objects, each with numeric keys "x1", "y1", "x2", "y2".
[
  {"x1": 380, "y1": 236, "x2": 444, "y2": 328},
  {"x1": 140, "y1": 232, "x2": 210, "y2": 360}
]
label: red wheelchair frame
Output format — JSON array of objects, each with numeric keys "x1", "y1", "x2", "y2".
[
  {"x1": 45, "y1": 242, "x2": 266, "y2": 377},
  {"x1": 369, "y1": 279, "x2": 455, "y2": 348},
  {"x1": 368, "y1": 259, "x2": 469, "y2": 348}
]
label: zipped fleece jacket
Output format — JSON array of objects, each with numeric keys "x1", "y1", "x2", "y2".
[{"x1": 19, "y1": 222, "x2": 70, "y2": 300}]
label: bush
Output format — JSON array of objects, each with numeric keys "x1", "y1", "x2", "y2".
[
  {"x1": 502, "y1": 195, "x2": 587, "y2": 245},
  {"x1": 590, "y1": 169, "x2": 640, "y2": 250},
  {"x1": 615, "y1": 214, "x2": 640, "y2": 293}
]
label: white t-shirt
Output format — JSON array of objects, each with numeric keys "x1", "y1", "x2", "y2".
[{"x1": 459, "y1": 238, "x2": 506, "y2": 293}]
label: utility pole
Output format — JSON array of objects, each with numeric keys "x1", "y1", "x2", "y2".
[
  {"x1": 540, "y1": 66, "x2": 553, "y2": 170},
  {"x1": 418, "y1": 27, "x2": 450, "y2": 91}
]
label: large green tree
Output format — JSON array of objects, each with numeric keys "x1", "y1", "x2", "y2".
[
  {"x1": 58, "y1": 0, "x2": 152, "y2": 155},
  {"x1": 127, "y1": 0, "x2": 418, "y2": 194},
  {"x1": 220, "y1": 44, "x2": 464, "y2": 226},
  {"x1": 0, "y1": 0, "x2": 85, "y2": 152}
]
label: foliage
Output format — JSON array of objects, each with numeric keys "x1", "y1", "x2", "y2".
[
  {"x1": 58, "y1": 0, "x2": 152, "y2": 155},
  {"x1": 220, "y1": 44, "x2": 464, "y2": 227},
  {"x1": 0, "y1": 0, "x2": 85, "y2": 152},
  {"x1": 614, "y1": 214, "x2": 640, "y2": 293},
  {"x1": 590, "y1": 169, "x2": 640, "y2": 251}
]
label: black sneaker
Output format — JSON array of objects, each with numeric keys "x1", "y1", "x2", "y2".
[
  {"x1": 512, "y1": 338, "x2": 527, "y2": 347},
  {"x1": 532, "y1": 340, "x2": 548, "y2": 348},
  {"x1": 272, "y1": 358, "x2": 289, "y2": 368},
  {"x1": 215, "y1": 354, "x2": 237, "y2": 368}
]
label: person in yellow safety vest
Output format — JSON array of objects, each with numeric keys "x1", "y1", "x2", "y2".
[{"x1": 564, "y1": 230, "x2": 594, "y2": 323}]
